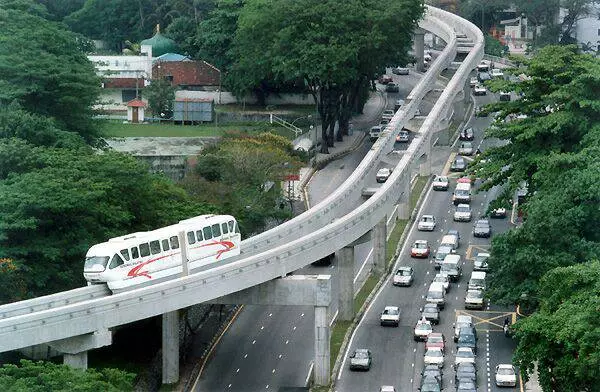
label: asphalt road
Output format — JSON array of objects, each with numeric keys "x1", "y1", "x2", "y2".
[
  {"x1": 194, "y1": 69, "x2": 471, "y2": 391},
  {"x1": 335, "y1": 87, "x2": 520, "y2": 392}
]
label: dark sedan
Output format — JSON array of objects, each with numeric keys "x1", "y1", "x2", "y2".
[
  {"x1": 450, "y1": 156, "x2": 467, "y2": 172},
  {"x1": 456, "y1": 377, "x2": 477, "y2": 391},
  {"x1": 420, "y1": 375, "x2": 442, "y2": 392},
  {"x1": 459, "y1": 127, "x2": 474, "y2": 141},
  {"x1": 473, "y1": 219, "x2": 491, "y2": 238},
  {"x1": 455, "y1": 362, "x2": 477, "y2": 383}
]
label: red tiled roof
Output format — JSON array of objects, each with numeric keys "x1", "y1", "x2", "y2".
[
  {"x1": 127, "y1": 99, "x2": 146, "y2": 107},
  {"x1": 103, "y1": 78, "x2": 144, "y2": 89},
  {"x1": 152, "y1": 60, "x2": 220, "y2": 87}
]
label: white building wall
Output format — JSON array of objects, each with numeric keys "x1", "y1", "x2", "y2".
[{"x1": 574, "y1": 4, "x2": 600, "y2": 51}]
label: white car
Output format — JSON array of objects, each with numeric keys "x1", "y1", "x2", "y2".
[
  {"x1": 432, "y1": 175, "x2": 449, "y2": 191},
  {"x1": 380, "y1": 387, "x2": 396, "y2": 392},
  {"x1": 423, "y1": 347, "x2": 444, "y2": 368},
  {"x1": 382, "y1": 109, "x2": 395, "y2": 121},
  {"x1": 453, "y1": 204, "x2": 472, "y2": 222},
  {"x1": 459, "y1": 141, "x2": 474, "y2": 156},
  {"x1": 433, "y1": 273, "x2": 450, "y2": 292},
  {"x1": 474, "y1": 84, "x2": 487, "y2": 96},
  {"x1": 376, "y1": 168, "x2": 392, "y2": 183},
  {"x1": 454, "y1": 347, "x2": 476, "y2": 366},
  {"x1": 469, "y1": 76, "x2": 478, "y2": 87},
  {"x1": 414, "y1": 318, "x2": 433, "y2": 341},
  {"x1": 380, "y1": 306, "x2": 400, "y2": 327},
  {"x1": 465, "y1": 289, "x2": 485, "y2": 310},
  {"x1": 491, "y1": 68, "x2": 504, "y2": 78},
  {"x1": 495, "y1": 364, "x2": 517, "y2": 387},
  {"x1": 418, "y1": 215, "x2": 436, "y2": 231},
  {"x1": 474, "y1": 252, "x2": 490, "y2": 271},
  {"x1": 393, "y1": 266, "x2": 414, "y2": 286}
]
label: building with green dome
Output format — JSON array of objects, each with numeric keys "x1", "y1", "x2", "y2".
[{"x1": 140, "y1": 26, "x2": 178, "y2": 57}]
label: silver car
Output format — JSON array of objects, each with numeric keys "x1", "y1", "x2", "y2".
[
  {"x1": 474, "y1": 252, "x2": 489, "y2": 271},
  {"x1": 418, "y1": 215, "x2": 436, "y2": 231},
  {"x1": 349, "y1": 348, "x2": 372, "y2": 371},
  {"x1": 459, "y1": 141, "x2": 474, "y2": 156},
  {"x1": 453, "y1": 204, "x2": 472, "y2": 222},
  {"x1": 393, "y1": 266, "x2": 414, "y2": 286}
]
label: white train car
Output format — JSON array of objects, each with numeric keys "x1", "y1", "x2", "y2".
[{"x1": 83, "y1": 215, "x2": 241, "y2": 291}]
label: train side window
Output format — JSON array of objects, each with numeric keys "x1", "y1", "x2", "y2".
[
  {"x1": 196, "y1": 230, "x2": 204, "y2": 241},
  {"x1": 120, "y1": 249, "x2": 130, "y2": 261},
  {"x1": 234, "y1": 221, "x2": 240, "y2": 233},
  {"x1": 140, "y1": 243, "x2": 150, "y2": 257},
  {"x1": 162, "y1": 239, "x2": 170, "y2": 251},
  {"x1": 170, "y1": 236, "x2": 180, "y2": 249},
  {"x1": 228, "y1": 220, "x2": 235, "y2": 232},
  {"x1": 109, "y1": 254, "x2": 125, "y2": 269},
  {"x1": 187, "y1": 231, "x2": 196, "y2": 245},
  {"x1": 203, "y1": 226, "x2": 213, "y2": 240},
  {"x1": 221, "y1": 223, "x2": 229, "y2": 234},
  {"x1": 212, "y1": 223, "x2": 221, "y2": 237},
  {"x1": 150, "y1": 240, "x2": 161, "y2": 254},
  {"x1": 131, "y1": 247, "x2": 140, "y2": 259}
]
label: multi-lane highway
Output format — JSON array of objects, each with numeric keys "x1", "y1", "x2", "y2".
[
  {"x1": 194, "y1": 68, "x2": 487, "y2": 391},
  {"x1": 336, "y1": 86, "x2": 519, "y2": 392}
]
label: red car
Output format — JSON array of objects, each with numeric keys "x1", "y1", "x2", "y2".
[
  {"x1": 410, "y1": 240, "x2": 430, "y2": 258},
  {"x1": 378, "y1": 75, "x2": 393, "y2": 84},
  {"x1": 457, "y1": 176, "x2": 476, "y2": 184},
  {"x1": 426, "y1": 332, "x2": 446, "y2": 353}
]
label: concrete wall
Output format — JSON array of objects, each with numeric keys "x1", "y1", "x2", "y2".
[{"x1": 176, "y1": 90, "x2": 315, "y2": 106}]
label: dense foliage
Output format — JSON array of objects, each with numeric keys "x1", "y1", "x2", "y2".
[{"x1": 0, "y1": 360, "x2": 135, "y2": 391}]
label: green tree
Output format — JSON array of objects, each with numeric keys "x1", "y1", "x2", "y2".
[
  {"x1": 0, "y1": 1, "x2": 101, "y2": 140},
  {"x1": 0, "y1": 359, "x2": 135, "y2": 391},
  {"x1": 512, "y1": 261, "x2": 600, "y2": 391},
  {"x1": 145, "y1": 77, "x2": 176, "y2": 119},
  {"x1": 484, "y1": 34, "x2": 508, "y2": 56}
]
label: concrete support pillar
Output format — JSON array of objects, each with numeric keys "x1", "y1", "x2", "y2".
[
  {"x1": 337, "y1": 246, "x2": 355, "y2": 321},
  {"x1": 162, "y1": 311, "x2": 179, "y2": 385},
  {"x1": 415, "y1": 31, "x2": 425, "y2": 72},
  {"x1": 372, "y1": 217, "x2": 387, "y2": 275},
  {"x1": 63, "y1": 352, "x2": 87, "y2": 369},
  {"x1": 398, "y1": 178, "x2": 411, "y2": 219},
  {"x1": 419, "y1": 140, "x2": 432, "y2": 177},
  {"x1": 314, "y1": 305, "x2": 330, "y2": 386}
]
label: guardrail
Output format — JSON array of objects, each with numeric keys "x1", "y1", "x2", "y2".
[{"x1": 0, "y1": 5, "x2": 484, "y2": 352}]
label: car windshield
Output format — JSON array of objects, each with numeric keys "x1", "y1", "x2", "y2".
[
  {"x1": 422, "y1": 217, "x2": 433, "y2": 222},
  {"x1": 417, "y1": 323, "x2": 432, "y2": 332},
  {"x1": 457, "y1": 350, "x2": 474, "y2": 358},
  {"x1": 497, "y1": 367, "x2": 514, "y2": 375},
  {"x1": 426, "y1": 350, "x2": 442, "y2": 358},
  {"x1": 397, "y1": 269, "x2": 411, "y2": 276},
  {"x1": 84, "y1": 256, "x2": 110, "y2": 272},
  {"x1": 433, "y1": 276, "x2": 446, "y2": 283},
  {"x1": 414, "y1": 242, "x2": 427, "y2": 249},
  {"x1": 383, "y1": 308, "x2": 399, "y2": 315},
  {"x1": 457, "y1": 205, "x2": 470, "y2": 212},
  {"x1": 459, "y1": 334, "x2": 475, "y2": 344},
  {"x1": 428, "y1": 336, "x2": 443, "y2": 344},
  {"x1": 475, "y1": 254, "x2": 488, "y2": 262},
  {"x1": 467, "y1": 291, "x2": 483, "y2": 299},
  {"x1": 354, "y1": 351, "x2": 368, "y2": 359},
  {"x1": 457, "y1": 363, "x2": 475, "y2": 371},
  {"x1": 428, "y1": 291, "x2": 443, "y2": 299},
  {"x1": 458, "y1": 381, "x2": 476, "y2": 389}
]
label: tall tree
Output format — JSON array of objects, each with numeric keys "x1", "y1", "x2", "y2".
[{"x1": 0, "y1": 0, "x2": 101, "y2": 141}]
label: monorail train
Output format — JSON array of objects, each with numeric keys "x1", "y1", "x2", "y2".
[{"x1": 83, "y1": 215, "x2": 241, "y2": 291}]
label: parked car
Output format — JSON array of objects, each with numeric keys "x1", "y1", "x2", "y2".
[
  {"x1": 396, "y1": 130, "x2": 410, "y2": 143},
  {"x1": 473, "y1": 252, "x2": 490, "y2": 271},
  {"x1": 378, "y1": 75, "x2": 393, "y2": 84},
  {"x1": 473, "y1": 84, "x2": 487, "y2": 96},
  {"x1": 385, "y1": 83, "x2": 400, "y2": 93},
  {"x1": 454, "y1": 347, "x2": 476, "y2": 366},
  {"x1": 454, "y1": 204, "x2": 472, "y2": 222},
  {"x1": 426, "y1": 332, "x2": 446, "y2": 352},
  {"x1": 459, "y1": 127, "x2": 474, "y2": 141},
  {"x1": 473, "y1": 219, "x2": 491, "y2": 237},
  {"x1": 422, "y1": 365, "x2": 443, "y2": 389},
  {"x1": 418, "y1": 215, "x2": 437, "y2": 231},
  {"x1": 450, "y1": 156, "x2": 467, "y2": 172},
  {"x1": 424, "y1": 347, "x2": 445, "y2": 368},
  {"x1": 393, "y1": 266, "x2": 414, "y2": 286},
  {"x1": 349, "y1": 348, "x2": 372, "y2": 371},
  {"x1": 495, "y1": 364, "x2": 517, "y2": 387},
  {"x1": 382, "y1": 109, "x2": 395, "y2": 121},
  {"x1": 457, "y1": 326, "x2": 478, "y2": 354},
  {"x1": 411, "y1": 239, "x2": 431, "y2": 258},
  {"x1": 459, "y1": 141, "x2": 474, "y2": 156},
  {"x1": 491, "y1": 68, "x2": 504, "y2": 78},
  {"x1": 432, "y1": 175, "x2": 449, "y2": 191},
  {"x1": 379, "y1": 386, "x2": 396, "y2": 392},
  {"x1": 454, "y1": 315, "x2": 474, "y2": 342},
  {"x1": 465, "y1": 289, "x2": 485, "y2": 310},
  {"x1": 455, "y1": 362, "x2": 477, "y2": 383},
  {"x1": 376, "y1": 167, "x2": 393, "y2": 183},
  {"x1": 380, "y1": 305, "x2": 400, "y2": 327},
  {"x1": 421, "y1": 303, "x2": 440, "y2": 324},
  {"x1": 490, "y1": 207, "x2": 507, "y2": 218},
  {"x1": 420, "y1": 375, "x2": 442, "y2": 392},
  {"x1": 432, "y1": 273, "x2": 450, "y2": 293},
  {"x1": 392, "y1": 67, "x2": 410, "y2": 75},
  {"x1": 469, "y1": 76, "x2": 478, "y2": 87},
  {"x1": 499, "y1": 91, "x2": 511, "y2": 101},
  {"x1": 456, "y1": 377, "x2": 478, "y2": 391},
  {"x1": 414, "y1": 318, "x2": 433, "y2": 341},
  {"x1": 476, "y1": 61, "x2": 490, "y2": 72},
  {"x1": 477, "y1": 71, "x2": 491, "y2": 82}
]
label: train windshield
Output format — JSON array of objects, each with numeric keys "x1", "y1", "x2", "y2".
[{"x1": 84, "y1": 256, "x2": 110, "y2": 272}]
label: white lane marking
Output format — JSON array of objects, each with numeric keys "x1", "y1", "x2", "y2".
[
  {"x1": 329, "y1": 310, "x2": 339, "y2": 327},
  {"x1": 272, "y1": 369, "x2": 276, "y2": 373},
  {"x1": 305, "y1": 362, "x2": 314, "y2": 386},
  {"x1": 265, "y1": 385, "x2": 269, "y2": 389},
  {"x1": 337, "y1": 185, "x2": 435, "y2": 380},
  {"x1": 252, "y1": 340, "x2": 256, "y2": 345},
  {"x1": 236, "y1": 368, "x2": 240, "y2": 373},
  {"x1": 353, "y1": 248, "x2": 374, "y2": 284},
  {"x1": 279, "y1": 354, "x2": 283, "y2": 359},
  {"x1": 244, "y1": 354, "x2": 248, "y2": 358},
  {"x1": 293, "y1": 326, "x2": 297, "y2": 331},
  {"x1": 300, "y1": 313, "x2": 305, "y2": 317},
  {"x1": 261, "y1": 326, "x2": 264, "y2": 330},
  {"x1": 285, "y1": 340, "x2": 289, "y2": 345},
  {"x1": 268, "y1": 313, "x2": 272, "y2": 317},
  {"x1": 228, "y1": 384, "x2": 232, "y2": 388}
]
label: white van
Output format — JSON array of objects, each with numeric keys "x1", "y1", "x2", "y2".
[
  {"x1": 453, "y1": 182, "x2": 471, "y2": 205},
  {"x1": 468, "y1": 271, "x2": 487, "y2": 291},
  {"x1": 426, "y1": 282, "x2": 446, "y2": 309},
  {"x1": 440, "y1": 234, "x2": 459, "y2": 251},
  {"x1": 441, "y1": 254, "x2": 462, "y2": 282}
]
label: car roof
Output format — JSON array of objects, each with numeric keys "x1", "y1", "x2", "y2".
[
  {"x1": 384, "y1": 305, "x2": 399, "y2": 311},
  {"x1": 422, "y1": 214, "x2": 434, "y2": 219},
  {"x1": 355, "y1": 348, "x2": 369, "y2": 353},
  {"x1": 497, "y1": 364, "x2": 514, "y2": 369},
  {"x1": 457, "y1": 347, "x2": 474, "y2": 353},
  {"x1": 457, "y1": 315, "x2": 473, "y2": 322},
  {"x1": 457, "y1": 203, "x2": 470, "y2": 208},
  {"x1": 414, "y1": 239, "x2": 428, "y2": 244},
  {"x1": 428, "y1": 332, "x2": 443, "y2": 338}
]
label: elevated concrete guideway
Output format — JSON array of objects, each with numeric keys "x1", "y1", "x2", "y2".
[{"x1": 0, "y1": 5, "x2": 483, "y2": 387}]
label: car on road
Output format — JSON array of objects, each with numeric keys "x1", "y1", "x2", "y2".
[
  {"x1": 456, "y1": 377, "x2": 478, "y2": 391},
  {"x1": 393, "y1": 266, "x2": 414, "y2": 286},
  {"x1": 454, "y1": 315, "x2": 474, "y2": 342},
  {"x1": 379, "y1": 118, "x2": 390, "y2": 128},
  {"x1": 473, "y1": 252, "x2": 490, "y2": 271},
  {"x1": 499, "y1": 91, "x2": 511, "y2": 101},
  {"x1": 411, "y1": 239, "x2": 431, "y2": 258},
  {"x1": 395, "y1": 99, "x2": 405, "y2": 111},
  {"x1": 491, "y1": 68, "x2": 504, "y2": 78},
  {"x1": 455, "y1": 362, "x2": 477, "y2": 383},
  {"x1": 473, "y1": 219, "x2": 491, "y2": 237},
  {"x1": 378, "y1": 75, "x2": 393, "y2": 84},
  {"x1": 459, "y1": 127, "x2": 474, "y2": 141},
  {"x1": 376, "y1": 167, "x2": 393, "y2": 183},
  {"x1": 349, "y1": 348, "x2": 372, "y2": 371},
  {"x1": 459, "y1": 141, "x2": 474, "y2": 156},
  {"x1": 385, "y1": 83, "x2": 400, "y2": 93},
  {"x1": 477, "y1": 71, "x2": 491, "y2": 82},
  {"x1": 465, "y1": 289, "x2": 485, "y2": 310},
  {"x1": 380, "y1": 305, "x2": 400, "y2": 327},
  {"x1": 433, "y1": 273, "x2": 450, "y2": 293},
  {"x1": 369, "y1": 125, "x2": 383, "y2": 141},
  {"x1": 451, "y1": 156, "x2": 467, "y2": 172},
  {"x1": 476, "y1": 61, "x2": 490, "y2": 72},
  {"x1": 454, "y1": 347, "x2": 476, "y2": 366},
  {"x1": 382, "y1": 109, "x2": 395, "y2": 121},
  {"x1": 426, "y1": 282, "x2": 446, "y2": 309},
  {"x1": 454, "y1": 204, "x2": 472, "y2": 222},
  {"x1": 491, "y1": 207, "x2": 507, "y2": 218},
  {"x1": 419, "y1": 375, "x2": 442, "y2": 392},
  {"x1": 434, "y1": 245, "x2": 453, "y2": 269},
  {"x1": 445, "y1": 229, "x2": 461, "y2": 247},
  {"x1": 473, "y1": 84, "x2": 487, "y2": 95},
  {"x1": 414, "y1": 318, "x2": 433, "y2": 341},
  {"x1": 396, "y1": 130, "x2": 410, "y2": 143},
  {"x1": 440, "y1": 254, "x2": 462, "y2": 282},
  {"x1": 469, "y1": 76, "x2": 478, "y2": 87},
  {"x1": 421, "y1": 303, "x2": 440, "y2": 324},
  {"x1": 379, "y1": 386, "x2": 396, "y2": 392},
  {"x1": 424, "y1": 52, "x2": 433, "y2": 62},
  {"x1": 418, "y1": 215, "x2": 436, "y2": 231},
  {"x1": 423, "y1": 347, "x2": 444, "y2": 368},
  {"x1": 426, "y1": 333, "x2": 446, "y2": 352},
  {"x1": 495, "y1": 364, "x2": 517, "y2": 387},
  {"x1": 457, "y1": 326, "x2": 478, "y2": 354},
  {"x1": 392, "y1": 67, "x2": 410, "y2": 75},
  {"x1": 432, "y1": 175, "x2": 449, "y2": 191}
]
